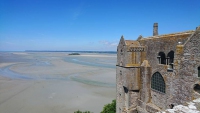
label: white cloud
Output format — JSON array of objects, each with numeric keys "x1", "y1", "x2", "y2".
[
  {"x1": 110, "y1": 42, "x2": 118, "y2": 46},
  {"x1": 99, "y1": 40, "x2": 118, "y2": 47}
]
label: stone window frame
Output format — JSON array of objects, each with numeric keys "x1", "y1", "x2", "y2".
[
  {"x1": 158, "y1": 52, "x2": 166, "y2": 64},
  {"x1": 167, "y1": 51, "x2": 174, "y2": 71},
  {"x1": 151, "y1": 72, "x2": 166, "y2": 93},
  {"x1": 167, "y1": 51, "x2": 174, "y2": 64}
]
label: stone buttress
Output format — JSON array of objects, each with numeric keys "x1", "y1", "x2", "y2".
[{"x1": 116, "y1": 36, "x2": 146, "y2": 113}]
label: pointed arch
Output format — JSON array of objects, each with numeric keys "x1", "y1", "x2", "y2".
[
  {"x1": 167, "y1": 51, "x2": 174, "y2": 64},
  {"x1": 158, "y1": 52, "x2": 166, "y2": 64},
  {"x1": 151, "y1": 72, "x2": 165, "y2": 93}
]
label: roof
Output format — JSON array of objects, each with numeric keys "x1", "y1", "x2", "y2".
[
  {"x1": 125, "y1": 40, "x2": 140, "y2": 46},
  {"x1": 140, "y1": 30, "x2": 195, "y2": 40}
]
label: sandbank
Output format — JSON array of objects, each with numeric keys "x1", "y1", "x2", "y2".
[{"x1": 0, "y1": 52, "x2": 116, "y2": 113}]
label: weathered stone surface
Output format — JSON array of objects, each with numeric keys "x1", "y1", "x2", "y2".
[
  {"x1": 116, "y1": 24, "x2": 200, "y2": 113},
  {"x1": 157, "y1": 98, "x2": 200, "y2": 113}
]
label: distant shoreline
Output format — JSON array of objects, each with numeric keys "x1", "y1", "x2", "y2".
[
  {"x1": 24, "y1": 50, "x2": 117, "y2": 54},
  {"x1": 0, "y1": 50, "x2": 117, "y2": 54}
]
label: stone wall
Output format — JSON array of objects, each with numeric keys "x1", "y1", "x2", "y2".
[
  {"x1": 174, "y1": 27, "x2": 200, "y2": 104},
  {"x1": 116, "y1": 66, "x2": 124, "y2": 113},
  {"x1": 116, "y1": 66, "x2": 140, "y2": 113},
  {"x1": 137, "y1": 32, "x2": 195, "y2": 110},
  {"x1": 116, "y1": 26, "x2": 200, "y2": 113},
  {"x1": 139, "y1": 33, "x2": 192, "y2": 69}
]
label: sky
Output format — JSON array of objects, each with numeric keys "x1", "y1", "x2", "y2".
[{"x1": 0, "y1": 0, "x2": 200, "y2": 51}]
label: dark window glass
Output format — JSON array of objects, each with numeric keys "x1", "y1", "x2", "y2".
[
  {"x1": 198, "y1": 67, "x2": 200, "y2": 77},
  {"x1": 151, "y1": 72, "x2": 165, "y2": 93},
  {"x1": 167, "y1": 51, "x2": 174, "y2": 64},
  {"x1": 194, "y1": 84, "x2": 200, "y2": 94},
  {"x1": 158, "y1": 52, "x2": 166, "y2": 64}
]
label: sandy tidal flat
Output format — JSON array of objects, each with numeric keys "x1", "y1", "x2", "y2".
[{"x1": 0, "y1": 52, "x2": 116, "y2": 113}]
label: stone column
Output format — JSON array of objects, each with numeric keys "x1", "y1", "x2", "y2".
[{"x1": 140, "y1": 60, "x2": 151, "y2": 104}]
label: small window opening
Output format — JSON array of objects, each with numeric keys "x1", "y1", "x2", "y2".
[
  {"x1": 120, "y1": 70, "x2": 122, "y2": 75},
  {"x1": 120, "y1": 49, "x2": 123, "y2": 55},
  {"x1": 158, "y1": 52, "x2": 166, "y2": 64},
  {"x1": 123, "y1": 86, "x2": 128, "y2": 93},
  {"x1": 198, "y1": 67, "x2": 200, "y2": 77},
  {"x1": 194, "y1": 84, "x2": 200, "y2": 94}
]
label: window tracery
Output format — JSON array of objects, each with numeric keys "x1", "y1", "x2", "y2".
[{"x1": 151, "y1": 72, "x2": 165, "y2": 93}]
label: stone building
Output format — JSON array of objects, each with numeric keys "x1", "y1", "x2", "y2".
[{"x1": 116, "y1": 23, "x2": 200, "y2": 113}]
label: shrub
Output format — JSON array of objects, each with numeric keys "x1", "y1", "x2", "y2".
[
  {"x1": 101, "y1": 100, "x2": 116, "y2": 113},
  {"x1": 74, "y1": 110, "x2": 92, "y2": 113},
  {"x1": 74, "y1": 99, "x2": 116, "y2": 113},
  {"x1": 68, "y1": 53, "x2": 80, "y2": 55}
]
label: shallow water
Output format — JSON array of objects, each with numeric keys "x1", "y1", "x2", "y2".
[
  {"x1": 64, "y1": 55, "x2": 116, "y2": 68},
  {"x1": 0, "y1": 52, "x2": 116, "y2": 113},
  {"x1": 0, "y1": 52, "x2": 116, "y2": 86},
  {"x1": 0, "y1": 64, "x2": 33, "y2": 79}
]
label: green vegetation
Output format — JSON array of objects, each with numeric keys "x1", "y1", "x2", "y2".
[
  {"x1": 74, "y1": 110, "x2": 92, "y2": 113},
  {"x1": 68, "y1": 53, "x2": 80, "y2": 55},
  {"x1": 101, "y1": 100, "x2": 116, "y2": 113},
  {"x1": 74, "y1": 100, "x2": 116, "y2": 113}
]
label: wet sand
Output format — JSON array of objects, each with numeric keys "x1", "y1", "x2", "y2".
[{"x1": 0, "y1": 52, "x2": 116, "y2": 113}]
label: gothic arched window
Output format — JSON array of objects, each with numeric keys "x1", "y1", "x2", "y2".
[
  {"x1": 158, "y1": 52, "x2": 166, "y2": 64},
  {"x1": 151, "y1": 72, "x2": 165, "y2": 93},
  {"x1": 167, "y1": 51, "x2": 174, "y2": 64}
]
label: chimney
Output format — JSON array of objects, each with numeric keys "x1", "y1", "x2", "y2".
[{"x1": 153, "y1": 23, "x2": 158, "y2": 36}]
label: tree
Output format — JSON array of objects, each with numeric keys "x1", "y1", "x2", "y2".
[{"x1": 101, "y1": 100, "x2": 116, "y2": 113}]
